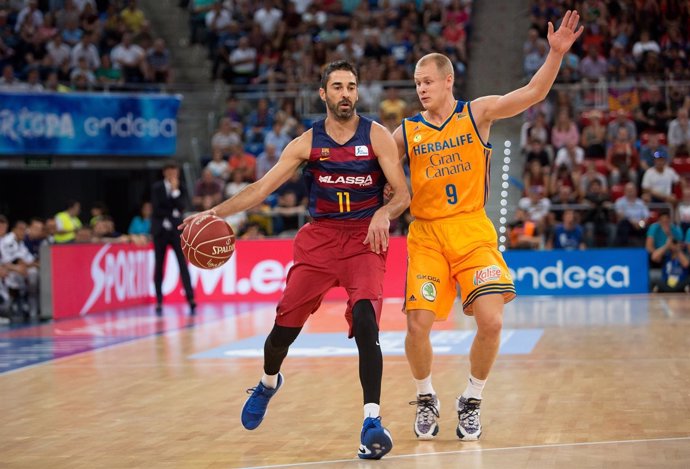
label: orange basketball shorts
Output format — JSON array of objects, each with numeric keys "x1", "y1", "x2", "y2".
[{"x1": 405, "y1": 211, "x2": 516, "y2": 320}]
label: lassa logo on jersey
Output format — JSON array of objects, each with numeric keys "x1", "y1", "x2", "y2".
[{"x1": 318, "y1": 175, "x2": 374, "y2": 186}]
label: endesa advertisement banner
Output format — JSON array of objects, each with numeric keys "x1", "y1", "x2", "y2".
[
  {"x1": 0, "y1": 92, "x2": 180, "y2": 156},
  {"x1": 504, "y1": 248, "x2": 649, "y2": 296},
  {"x1": 45, "y1": 241, "x2": 649, "y2": 319}
]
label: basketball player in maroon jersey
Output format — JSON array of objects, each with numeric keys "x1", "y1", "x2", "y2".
[{"x1": 180, "y1": 61, "x2": 410, "y2": 459}]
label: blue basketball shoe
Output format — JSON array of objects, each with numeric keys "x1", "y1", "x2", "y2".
[
  {"x1": 241, "y1": 373, "x2": 283, "y2": 430},
  {"x1": 358, "y1": 416, "x2": 393, "y2": 460}
]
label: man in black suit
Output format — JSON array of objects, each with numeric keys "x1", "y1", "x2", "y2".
[{"x1": 151, "y1": 162, "x2": 195, "y2": 315}]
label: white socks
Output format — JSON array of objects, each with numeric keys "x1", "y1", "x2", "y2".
[
  {"x1": 414, "y1": 374, "x2": 436, "y2": 396},
  {"x1": 261, "y1": 373, "x2": 279, "y2": 389},
  {"x1": 364, "y1": 403, "x2": 380, "y2": 419},
  {"x1": 461, "y1": 374, "x2": 486, "y2": 400}
]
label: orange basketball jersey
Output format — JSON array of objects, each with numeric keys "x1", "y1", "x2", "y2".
[{"x1": 402, "y1": 101, "x2": 492, "y2": 220}]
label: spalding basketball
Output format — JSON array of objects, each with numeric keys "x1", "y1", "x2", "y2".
[{"x1": 181, "y1": 214, "x2": 235, "y2": 269}]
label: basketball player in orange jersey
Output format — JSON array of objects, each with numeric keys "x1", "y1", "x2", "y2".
[
  {"x1": 392, "y1": 11, "x2": 583, "y2": 440},
  {"x1": 180, "y1": 61, "x2": 409, "y2": 459}
]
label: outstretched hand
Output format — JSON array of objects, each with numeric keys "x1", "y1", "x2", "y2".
[{"x1": 547, "y1": 10, "x2": 584, "y2": 55}]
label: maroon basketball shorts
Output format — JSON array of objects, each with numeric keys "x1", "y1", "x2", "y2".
[{"x1": 275, "y1": 219, "x2": 387, "y2": 337}]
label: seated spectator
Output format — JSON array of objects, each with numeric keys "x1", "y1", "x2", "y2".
[
  {"x1": 128, "y1": 201, "x2": 152, "y2": 238},
  {"x1": 554, "y1": 141, "x2": 585, "y2": 171},
  {"x1": 579, "y1": 160, "x2": 608, "y2": 198},
  {"x1": 256, "y1": 143, "x2": 280, "y2": 180},
  {"x1": 224, "y1": 169, "x2": 249, "y2": 199},
  {"x1": 206, "y1": 150, "x2": 230, "y2": 181},
  {"x1": 652, "y1": 239, "x2": 690, "y2": 293},
  {"x1": 223, "y1": 96, "x2": 244, "y2": 129},
  {"x1": 240, "y1": 221, "x2": 266, "y2": 240},
  {"x1": 520, "y1": 111, "x2": 550, "y2": 150},
  {"x1": 547, "y1": 209, "x2": 586, "y2": 250},
  {"x1": 667, "y1": 107, "x2": 690, "y2": 157},
  {"x1": 646, "y1": 211, "x2": 685, "y2": 268},
  {"x1": 211, "y1": 117, "x2": 241, "y2": 156},
  {"x1": 227, "y1": 144, "x2": 257, "y2": 181},
  {"x1": 634, "y1": 86, "x2": 670, "y2": 134},
  {"x1": 245, "y1": 97, "x2": 274, "y2": 129},
  {"x1": 263, "y1": 121, "x2": 290, "y2": 154},
  {"x1": 226, "y1": 36, "x2": 257, "y2": 85},
  {"x1": 614, "y1": 182, "x2": 650, "y2": 247},
  {"x1": 639, "y1": 133, "x2": 669, "y2": 173},
  {"x1": 193, "y1": 168, "x2": 224, "y2": 210},
  {"x1": 524, "y1": 40, "x2": 547, "y2": 78},
  {"x1": 70, "y1": 56, "x2": 96, "y2": 87},
  {"x1": 70, "y1": 33, "x2": 99, "y2": 71},
  {"x1": 272, "y1": 190, "x2": 307, "y2": 235},
  {"x1": 92, "y1": 216, "x2": 129, "y2": 243},
  {"x1": 582, "y1": 179, "x2": 614, "y2": 247},
  {"x1": 607, "y1": 109, "x2": 637, "y2": 146},
  {"x1": 121, "y1": 0, "x2": 147, "y2": 34},
  {"x1": 550, "y1": 184, "x2": 579, "y2": 208},
  {"x1": 0, "y1": 220, "x2": 39, "y2": 318},
  {"x1": 606, "y1": 127, "x2": 639, "y2": 185},
  {"x1": 641, "y1": 151, "x2": 682, "y2": 204},
  {"x1": 147, "y1": 38, "x2": 173, "y2": 84},
  {"x1": 525, "y1": 138, "x2": 551, "y2": 168},
  {"x1": 46, "y1": 33, "x2": 72, "y2": 70},
  {"x1": 549, "y1": 163, "x2": 580, "y2": 199},
  {"x1": 580, "y1": 110, "x2": 607, "y2": 158},
  {"x1": 632, "y1": 30, "x2": 661, "y2": 64},
  {"x1": 523, "y1": 159, "x2": 549, "y2": 197},
  {"x1": 23, "y1": 218, "x2": 45, "y2": 260},
  {"x1": 551, "y1": 109, "x2": 579, "y2": 151},
  {"x1": 74, "y1": 226, "x2": 93, "y2": 243},
  {"x1": 507, "y1": 208, "x2": 542, "y2": 250},
  {"x1": 518, "y1": 186, "x2": 551, "y2": 232},
  {"x1": 379, "y1": 87, "x2": 407, "y2": 123},
  {"x1": 110, "y1": 33, "x2": 146, "y2": 83},
  {"x1": 578, "y1": 44, "x2": 608, "y2": 82}
]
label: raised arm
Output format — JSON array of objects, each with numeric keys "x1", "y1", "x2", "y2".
[
  {"x1": 179, "y1": 131, "x2": 312, "y2": 228},
  {"x1": 471, "y1": 10, "x2": 583, "y2": 127},
  {"x1": 365, "y1": 123, "x2": 411, "y2": 253}
]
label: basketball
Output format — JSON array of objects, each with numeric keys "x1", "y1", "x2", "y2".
[{"x1": 180, "y1": 214, "x2": 236, "y2": 269}]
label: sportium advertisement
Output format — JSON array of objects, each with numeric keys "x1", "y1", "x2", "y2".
[{"x1": 44, "y1": 241, "x2": 649, "y2": 318}]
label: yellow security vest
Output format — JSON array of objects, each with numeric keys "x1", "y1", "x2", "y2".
[{"x1": 54, "y1": 211, "x2": 82, "y2": 243}]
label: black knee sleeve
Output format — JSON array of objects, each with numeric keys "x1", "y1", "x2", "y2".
[
  {"x1": 352, "y1": 300, "x2": 382, "y2": 405},
  {"x1": 263, "y1": 324, "x2": 301, "y2": 375}
]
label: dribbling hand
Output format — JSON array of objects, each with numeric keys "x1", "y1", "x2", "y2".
[{"x1": 178, "y1": 209, "x2": 217, "y2": 231}]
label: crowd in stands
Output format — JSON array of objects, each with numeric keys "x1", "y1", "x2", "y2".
[
  {"x1": 0, "y1": 0, "x2": 172, "y2": 92},
  {"x1": 184, "y1": 0, "x2": 475, "y2": 237},
  {"x1": 181, "y1": 0, "x2": 471, "y2": 98},
  {"x1": 511, "y1": 0, "x2": 690, "y2": 291}
]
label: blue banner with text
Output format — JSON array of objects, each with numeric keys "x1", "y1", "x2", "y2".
[
  {"x1": 0, "y1": 92, "x2": 181, "y2": 156},
  {"x1": 504, "y1": 248, "x2": 649, "y2": 295}
]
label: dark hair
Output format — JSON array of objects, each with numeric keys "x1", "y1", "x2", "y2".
[
  {"x1": 320, "y1": 60, "x2": 358, "y2": 90},
  {"x1": 29, "y1": 216, "x2": 44, "y2": 225},
  {"x1": 0, "y1": 214, "x2": 8, "y2": 224},
  {"x1": 66, "y1": 199, "x2": 79, "y2": 210},
  {"x1": 162, "y1": 160, "x2": 179, "y2": 170}
]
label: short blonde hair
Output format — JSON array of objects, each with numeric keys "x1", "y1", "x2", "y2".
[{"x1": 417, "y1": 53, "x2": 454, "y2": 80}]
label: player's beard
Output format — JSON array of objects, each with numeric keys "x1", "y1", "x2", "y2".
[{"x1": 326, "y1": 95, "x2": 355, "y2": 121}]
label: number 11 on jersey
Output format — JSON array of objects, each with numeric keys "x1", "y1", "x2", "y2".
[{"x1": 337, "y1": 191, "x2": 351, "y2": 212}]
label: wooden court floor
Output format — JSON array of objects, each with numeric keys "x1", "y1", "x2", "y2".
[{"x1": 1, "y1": 294, "x2": 690, "y2": 468}]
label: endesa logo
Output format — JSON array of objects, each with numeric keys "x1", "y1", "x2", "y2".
[{"x1": 509, "y1": 261, "x2": 629, "y2": 290}]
